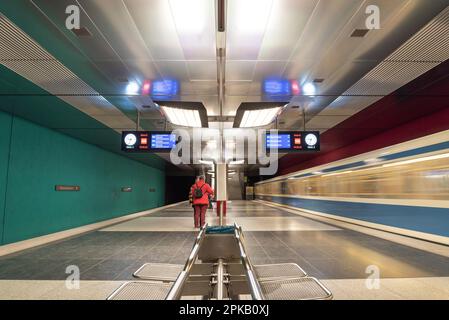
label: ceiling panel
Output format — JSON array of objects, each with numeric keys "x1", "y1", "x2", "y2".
[
  {"x1": 187, "y1": 61, "x2": 217, "y2": 81},
  {"x1": 226, "y1": 81, "x2": 251, "y2": 96},
  {"x1": 226, "y1": 0, "x2": 274, "y2": 60},
  {"x1": 226, "y1": 60, "x2": 256, "y2": 81},
  {"x1": 153, "y1": 60, "x2": 189, "y2": 80},
  {"x1": 168, "y1": 0, "x2": 216, "y2": 60},
  {"x1": 125, "y1": 0, "x2": 185, "y2": 60},
  {"x1": 258, "y1": 0, "x2": 318, "y2": 60},
  {"x1": 252, "y1": 60, "x2": 288, "y2": 82}
]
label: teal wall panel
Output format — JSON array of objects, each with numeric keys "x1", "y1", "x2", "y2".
[
  {"x1": 0, "y1": 112, "x2": 13, "y2": 243},
  {"x1": 1, "y1": 112, "x2": 165, "y2": 245}
]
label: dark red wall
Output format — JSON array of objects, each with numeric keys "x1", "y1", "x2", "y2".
[{"x1": 278, "y1": 60, "x2": 449, "y2": 176}]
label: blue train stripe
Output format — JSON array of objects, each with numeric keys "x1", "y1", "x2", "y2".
[
  {"x1": 288, "y1": 141, "x2": 449, "y2": 179},
  {"x1": 258, "y1": 195, "x2": 449, "y2": 238}
]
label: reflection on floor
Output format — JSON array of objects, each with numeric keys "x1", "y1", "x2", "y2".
[{"x1": 1, "y1": 200, "x2": 449, "y2": 299}]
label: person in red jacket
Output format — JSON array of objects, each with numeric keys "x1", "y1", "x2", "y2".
[{"x1": 191, "y1": 175, "x2": 214, "y2": 228}]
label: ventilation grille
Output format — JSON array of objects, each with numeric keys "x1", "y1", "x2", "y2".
[
  {"x1": 309, "y1": 6, "x2": 449, "y2": 132},
  {"x1": 388, "y1": 7, "x2": 449, "y2": 62},
  {"x1": 350, "y1": 29, "x2": 369, "y2": 38},
  {"x1": 0, "y1": 15, "x2": 136, "y2": 129},
  {"x1": 328, "y1": 6, "x2": 449, "y2": 100}
]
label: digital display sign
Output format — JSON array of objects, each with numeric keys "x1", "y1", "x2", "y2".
[
  {"x1": 263, "y1": 79, "x2": 291, "y2": 96},
  {"x1": 265, "y1": 131, "x2": 320, "y2": 152},
  {"x1": 122, "y1": 131, "x2": 177, "y2": 152}
]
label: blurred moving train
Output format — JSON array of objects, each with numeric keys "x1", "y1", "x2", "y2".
[{"x1": 255, "y1": 130, "x2": 449, "y2": 245}]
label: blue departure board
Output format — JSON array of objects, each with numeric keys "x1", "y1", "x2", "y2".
[
  {"x1": 265, "y1": 131, "x2": 320, "y2": 152},
  {"x1": 266, "y1": 134, "x2": 291, "y2": 149},
  {"x1": 122, "y1": 131, "x2": 177, "y2": 152},
  {"x1": 150, "y1": 133, "x2": 177, "y2": 149}
]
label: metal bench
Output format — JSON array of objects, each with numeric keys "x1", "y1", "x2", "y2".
[
  {"x1": 133, "y1": 263, "x2": 184, "y2": 282},
  {"x1": 107, "y1": 223, "x2": 332, "y2": 300}
]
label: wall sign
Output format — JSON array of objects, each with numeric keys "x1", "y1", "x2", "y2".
[{"x1": 55, "y1": 185, "x2": 80, "y2": 191}]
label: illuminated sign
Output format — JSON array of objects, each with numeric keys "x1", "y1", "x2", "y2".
[
  {"x1": 140, "y1": 79, "x2": 180, "y2": 97},
  {"x1": 265, "y1": 131, "x2": 320, "y2": 152},
  {"x1": 122, "y1": 131, "x2": 177, "y2": 152},
  {"x1": 263, "y1": 79, "x2": 291, "y2": 96}
]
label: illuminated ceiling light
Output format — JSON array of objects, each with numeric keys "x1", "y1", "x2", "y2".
[
  {"x1": 126, "y1": 81, "x2": 140, "y2": 95},
  {"x1": 169, "y1": 0, "x2": 207, "y2": 34},
  {"x1": 382, "y1": 153, "x2": 449, "y2": 168},
  {"x1": 239, "y1": 107, "x2": 281, "y2": 128},
  {"x1": 229, "y1": 160, "x2": 245, "y2": 165},
  {"x1": 228, "y1": 172, "x2": 236, "y2": 175},
  {"x1": 303, "y1": 82, "x2": 316, "y2": 96},
  {"x1": 161, "y1": 106, "x2": 202, "y2": 127},
  {"x1": 312, "y1": 171, "x2": 323, "y2": 175},
  {"x1": 236, "y1": 0, "x2": 273, "y2": 35}
]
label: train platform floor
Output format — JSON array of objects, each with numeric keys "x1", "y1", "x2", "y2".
[{"x1": 0, "y1": 200, "x2": 448, "y2": 300}]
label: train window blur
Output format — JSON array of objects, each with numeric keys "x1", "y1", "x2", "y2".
[{"x1": 256, "y1": 153, "x2": 449, "y2": 201}]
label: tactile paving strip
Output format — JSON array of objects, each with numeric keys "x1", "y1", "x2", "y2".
[
  {"x1": 133, "y1": 263, "x2": 183, "y2": 281},
  {"x1": 259, "y1": 277, "x2": 332, "y2": 300},
  {"x1": 254, "y1": 263, "x2": 307, "y2": 281},
  {"x1": 107, "y1": 282, "x2": 172, "y2": 300}
]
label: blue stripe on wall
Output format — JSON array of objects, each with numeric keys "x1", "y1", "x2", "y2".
[{"x1": 258, "y1": 195, "x2": 449, "y2": 238}]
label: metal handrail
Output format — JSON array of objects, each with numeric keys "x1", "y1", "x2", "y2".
[
  {"x1": 165, "y1": 224, "x2": 208, "y2": 300},
  {"x1": 234, "y1": 223, "x2": 265, "y2": 300}
]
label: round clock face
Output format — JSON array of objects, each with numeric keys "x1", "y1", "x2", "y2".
[
  {"x1": 124, "y1": 133, "x2": 137, "y2": 146},
  {"x1": 305, "y1": 133, "x2": 318, "y2": 146}
]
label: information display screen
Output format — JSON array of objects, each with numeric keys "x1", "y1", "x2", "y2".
[
  {"x1": 265, "y1": 131, "x2": 320, "y2": 152},
  {"x1": 122, "y1": 131, "x2": 177, "y2": 152}
]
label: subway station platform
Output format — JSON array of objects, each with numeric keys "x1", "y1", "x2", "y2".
[{"x1": 1, "y1": 200, "x2": 449, "y2": 300}]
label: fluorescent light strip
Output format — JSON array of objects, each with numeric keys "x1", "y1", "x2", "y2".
[
  {"x1": 162, "y1": 106, "x2": 202, "y2": 127},
  {"x1": 229, "y1": 160, "x2": 245, "y2": 165},
  {"x1": 239, "y1": 107, "x2": 281, "y2": 128}
]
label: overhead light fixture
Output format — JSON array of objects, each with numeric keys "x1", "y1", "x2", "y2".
[
  {"x1": 228, "y1": 172, "x2": 236, "y2": 175},
  {"x1": 169, "y1": 0, "x2": 207, "y2": 34},
  {"x1": 236, "y1": 0, "x2": 273, "y2": 35},
  {"x1": 126, "y1": 81, "x2": 140, "y2": 95},
  {"x1": 303, "y1": 82, "x2": 316, "y2": 96},
  {"x1": 239, "y1": 107, "x2": 281, "y2": 128},
  {"x1": 161, "y1": 106, "x2": 202, "y2": 127},
  {"x1": 229, "y1": 160, "x2": 245, "y2": 165}
]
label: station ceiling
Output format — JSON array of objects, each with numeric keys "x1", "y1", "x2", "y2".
[{"x1": 0, "y1": 1, "x2": 449, "y2": 174}]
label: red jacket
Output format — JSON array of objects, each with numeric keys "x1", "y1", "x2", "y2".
[{"x1": 191, "y1": 180, "x2": 214, "y2": 206}]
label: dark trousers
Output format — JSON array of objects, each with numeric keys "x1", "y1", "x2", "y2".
[{"x1": 193, "y1": 205, "x2": 207, "y2": 228}]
